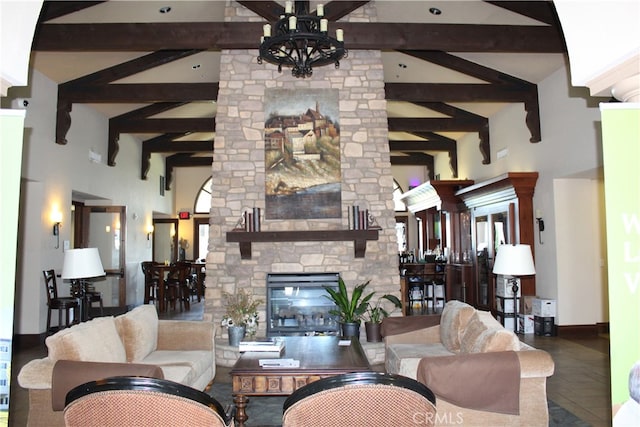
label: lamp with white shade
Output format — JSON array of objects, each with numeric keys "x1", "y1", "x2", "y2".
[
  {"x1": 492, "y1": 244, "x2": 536, "y2": 333},
  {"x1": 62, "y1": 248, "x2": 105, "y2": 321}
]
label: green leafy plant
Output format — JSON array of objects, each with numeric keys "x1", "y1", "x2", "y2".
[
  {"x1": 365, "y1": 294, "x2": 402, "y2": 323},
  {"x1": 324, "y1": 278, "x2": 375, "y2": 324}
]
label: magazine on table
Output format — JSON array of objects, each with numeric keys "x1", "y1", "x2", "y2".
[{"x1": 239, "y1": 337, "x2": 285, "y2": 352}]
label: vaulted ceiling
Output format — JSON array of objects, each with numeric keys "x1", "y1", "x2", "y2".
[{"x1": 28, "y1": 0, "x2": 568, "y2": 189}]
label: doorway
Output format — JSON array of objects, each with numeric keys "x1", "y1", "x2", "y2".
[
  {"x1": 152, "y1": 218, "x2": 179, "y2": 263},
  {"x1": 77, "y1": 205, "x2": 127, "y2": 308}
]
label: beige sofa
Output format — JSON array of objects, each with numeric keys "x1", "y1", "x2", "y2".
[
  {"x1": 18, "y1": 304, "x2": 216, "y2": 427},
  {"x1": 383, "y1": 300, "x2": 555, "y2": 426}
]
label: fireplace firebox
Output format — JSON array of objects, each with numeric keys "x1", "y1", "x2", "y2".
[{"x1": 266, "y1": 273, "x2": 340, "y2": 337}]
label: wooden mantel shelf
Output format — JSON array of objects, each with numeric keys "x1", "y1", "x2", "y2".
[{"x1": 226, "y1": 229, "x2": 380, "y2": 259}]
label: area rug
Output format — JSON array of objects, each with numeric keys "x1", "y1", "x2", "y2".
[
  {"x1": 210, "y1": 381, "x2": 588, "y2": 427},
  {"x1": 208, "y1": 381, "x2": 285, "y2": 427}
]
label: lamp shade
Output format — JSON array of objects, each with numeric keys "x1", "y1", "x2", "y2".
[
  {"x1": 492, "y1": 244, "x2": 536, "y2": 276},
  {"x1": 61, "y1": 248, "x2": 105, "y2": 279}
]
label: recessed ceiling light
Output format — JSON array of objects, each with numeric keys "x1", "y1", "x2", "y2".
[
  {"x1": 192, "y1": 64, "x2": 201, "y2": 69},
  {"x1": 159, "y1": 6, "x2": 171, "y2": 14},
  {"x1": 429, "y1": 7, "x2": 442, "y2": 16}
]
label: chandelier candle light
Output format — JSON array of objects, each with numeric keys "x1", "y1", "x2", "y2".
[{"x1": 258, "y1": 1, "x2": 347, "y2": 78}]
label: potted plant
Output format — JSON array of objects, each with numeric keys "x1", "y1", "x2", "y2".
[
  {"x1": 324, "y1": 278, "x2": 374, "y2": 339},
  {"x1": 364, "y1": 294, "x2": 402, "y2": 342},
  {"x1": 221, "y1": 288, "x2": 263, "y2": 346}
]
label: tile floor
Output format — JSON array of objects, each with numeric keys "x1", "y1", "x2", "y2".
[{"x1": 7, "y1": 301, "x2": 612, "y2": 426}]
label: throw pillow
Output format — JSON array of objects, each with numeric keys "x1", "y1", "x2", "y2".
[
  {"x1": 439, "y1": 300, "x2": 475, "y2": 352},
  {"x1": 45, "y1": 317, "x2": 127, "y2": 362},
  {"x1": 459, "y1": 310, "x2": 520, "y2": 353},
  {"x1": 115, "y1": 304, "x2": 159, "y2": 362}
]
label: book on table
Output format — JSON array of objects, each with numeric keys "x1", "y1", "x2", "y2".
[{"x1": 239, "y1": 337, "x2": 285, "y2": 353}]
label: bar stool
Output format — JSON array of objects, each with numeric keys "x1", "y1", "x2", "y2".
[{"x1": 43, "y1": 269, "x2": 80, "y2": 334}]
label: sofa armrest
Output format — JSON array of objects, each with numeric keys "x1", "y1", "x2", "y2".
[
  {"x1": 516, "y1": 349, "x2": 555, "y2": 378},
  {"x1": 17, "y1": 357, "x2": 56, "y2": 390},
  {"x1": 157, "y1": 320, "x2": 215, "y2": 351},
  {"x1": 384, "y1": 325, "x2": 441, "y2": 346}
]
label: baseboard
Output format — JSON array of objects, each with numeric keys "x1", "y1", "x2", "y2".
[{"x1": 557, "y1": 322, "x2": 609, "y2": 337}]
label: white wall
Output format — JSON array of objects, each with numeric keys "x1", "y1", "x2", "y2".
[
  {"x1": 554, "y1": 178, "x2": 607, "y2": 325},
  {"x1": 448, "y1": 65, "x2": 608, "y2": 325},
  {"x1": 14, "y1": 69, "x2": 173, "y2": 334}
]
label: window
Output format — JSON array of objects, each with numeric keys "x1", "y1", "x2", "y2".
[
  {"x1": 393, "y1": 179, "x2": 407, "y2": 212},
  {"x1": 194, "y1": 178, "x2": 213, "y2": 214}
]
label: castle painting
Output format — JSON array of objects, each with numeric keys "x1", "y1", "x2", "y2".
[{"x1": 264, "y1": 89, "x2": 341, "y2": 220}]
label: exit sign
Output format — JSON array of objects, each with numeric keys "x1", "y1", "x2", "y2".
[{"x1": 178, "y1": 211, "x2": 191, "y2": 220}]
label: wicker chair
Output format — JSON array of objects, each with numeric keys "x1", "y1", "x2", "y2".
[
  {"x1": 64, "y1": 376, "x2": 233, "y2": 427},
  {"x1": 282, "y1": 372, "x2": 437, "y2": 427}
]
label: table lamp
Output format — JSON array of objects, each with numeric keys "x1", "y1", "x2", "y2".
[
  {"x1": 492, "y1": 244, "x2": 536, "y2": 333},
  {"x1": 62, "y1": 248, "x2": 105, "y2": 320}
]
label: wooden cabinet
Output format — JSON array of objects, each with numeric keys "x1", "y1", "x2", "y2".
[
  {"x1": 457, "y1": 172, "x2": 539, "y2": 311},
  {"x1": 445, "y1": 263, "x2": 475, "y2": 305}
]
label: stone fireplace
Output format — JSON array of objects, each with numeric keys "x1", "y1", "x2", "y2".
[{"x1": 204, "y1": 2, "x2": 400, "y2": 340}]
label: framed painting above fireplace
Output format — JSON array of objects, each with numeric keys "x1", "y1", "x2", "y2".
[{"x1": 264, "y1": 88, "x2": 341, "y2": 220}]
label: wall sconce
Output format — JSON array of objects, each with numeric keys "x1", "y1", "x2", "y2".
[
  {"x1": 535, "y1": 209, "x2": 545, "y2": 244},
  {"x1": 51, "y1": 211, "x2": 63, "y2": 249},
  {"x1": 146, "y1": 224, "x2": 154, "y2": 240}
]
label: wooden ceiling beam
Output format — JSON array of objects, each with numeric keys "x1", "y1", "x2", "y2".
[
  {"x1": 33, "y1": 22, "x2": 566, "y2": 53},
  {"x1": 399, "y1": 51, "x2": 534, "y2": 86},
  {"x1": 115, "y1": 118, "x2": 215, "y2": 134},
  {"x1": 389, "y1": 140, "x2": 453, "y2": 151},
  {"x1": 388, "y1": 117, "x2": 484, "y2": 132},
  {"x1": 141, "y1": 137, "x2": 214, "y2": 179},
  {"x1": 60, "y1": 83, "x2": 218, "y2": 103},
  {"x1": 165, "y1": 154, "x2": 213, "y2": 190},
  {"x1": 386, "y1": 83, "x2": 529, "y2": 102}
]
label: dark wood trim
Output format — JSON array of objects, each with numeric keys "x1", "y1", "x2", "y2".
[
  {"x1": 165, "y1": 155, "x2": 213, "y2": 190},
  {"x1": 385, "y1": 83, "x2": 533, "y2": 103},
  {"x1": 226, "y1": 229, "x2": 379, "y2": 259},
  {"x1": 33, "y1": 22, "x2": 567, "y2": 52},
  {"x1": 59, "y1": 83, "x2": 218, "y2": 102},
  {"x1": 556, "y1": 324, "x2": 604, "y2": 337},
  {"x1": 456, "y1": 172, "x2": 539, "y2": 296},
  {"x1": 61, "y1": 51, "x2": 201, "y2": 87},
  {"x1": 388, "y1": 117, "x2": 485, "y2": 132}
]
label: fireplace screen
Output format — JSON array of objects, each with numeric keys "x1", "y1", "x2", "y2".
[{"x1": 266, "y1": 273, "x2": 340, "y2": 337}]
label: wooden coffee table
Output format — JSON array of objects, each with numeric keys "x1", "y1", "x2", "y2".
[{"x1": 230, "y1": 336, "x2": 371, "y2": 426}]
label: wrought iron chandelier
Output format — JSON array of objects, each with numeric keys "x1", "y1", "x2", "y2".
[{"x1": 257, "y1": 1, "x2": 347, "y2": 78}]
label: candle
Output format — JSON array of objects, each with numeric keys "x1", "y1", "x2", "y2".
[
  {"x1": 263, "y1": 23, "x2": 271, "y2": 37},
  {"x1": 320, "y1": 18, "x2": 328, "y2": 32},
  {"x1": 336, "y1": 29, "x2": 343, "y2": 42},
  {"x1": 289, "y1": 15, "x2": 297, "y2": 31},
  {"x1": 317, "y1": 4, "x2": 324, "y2": 16},
  {"x1": 285, "y1": 1, "x2": 292, "y2": 14}
]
